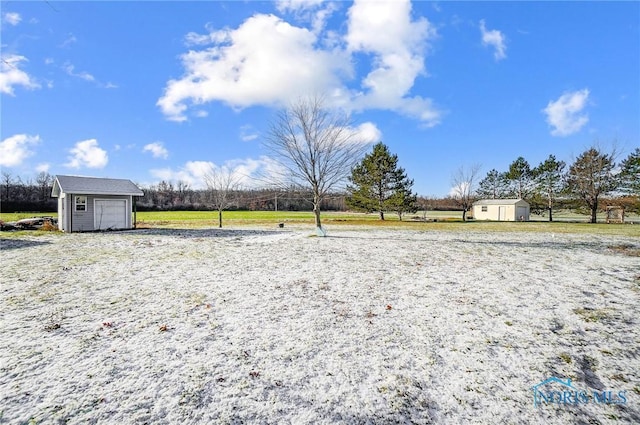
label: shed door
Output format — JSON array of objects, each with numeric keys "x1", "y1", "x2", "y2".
[
  {"x1": 516, "y1": 206, "x2": 527, "y2": 221},
  {"x1": 498, "y1": 206, "x2": 506, "y2": 221},
  {"x1": 94, "y1": 200, "x2": 127, "y2": 230}
]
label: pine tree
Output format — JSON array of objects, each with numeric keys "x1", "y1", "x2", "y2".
[
  {"x1": 476, "y1": 169, "x2": 508, "y2": 199},
  {"x1": 619, "y1": 147, "x2": 640, "y2": 196},
  {"x1": 567, "y1": 147, "x2": 618, "y2": 223},
  {"x1": 505, "y1": 157, "x2": 533, "y2": 199},
  {"x1": 389, "y1": 185, "x2": 418, "y2": 221},
  {"x1": 346, "y1": 142, "x2": 417, "y2": 220},
  {"x1": 532, "y1": 155, "x2": 566, "y2": 222}
]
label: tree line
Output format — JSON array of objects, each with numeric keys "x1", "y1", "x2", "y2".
[
  {"x1": 1, "y1": 146, "x2": 637, "y2": 225},
  {"x1": 1, "y1": 171, "x2": 57, "y2": 212},
  {"x1": 466, "y1": 147, "x2": 639, "y2": 222},
  {"x1": 1, "y1": 94, "x2": 637, "y2": 227},
  {"x1": 0, "y1": 172, "x2": 348, "y2": 214}
]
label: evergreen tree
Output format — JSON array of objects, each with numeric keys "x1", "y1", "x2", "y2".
[
  {"x1": 476, "y1": 169, "x2": 508, "y2": 199},
  {"x1": 346, "y1": 142, "x2": 417, "y2": 220},
  {"x1": 389, "y1": 185, "x2": 418, "y2": 221},
  {"x1": 619, "y1": 147, "x2": 640, "y2": 196},
  {"x1": 567, "y1": 147, "x2": 618, "y2": 223},
  {"x1": 505, "y1": 157, "x2": 533, "y2": 199},
  {"x1": 532, "y1": 155, "x2": 566, "y2": 222}
]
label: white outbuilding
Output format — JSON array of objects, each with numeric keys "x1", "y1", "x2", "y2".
[
  {"x1": 52, "y1": 175, "x2": 144, "y2": 232},
  {"x1": 472, "y1": 199, "x2": 530, "y2": 222}
]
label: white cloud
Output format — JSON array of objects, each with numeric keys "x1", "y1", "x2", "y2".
[
  {"x1": 59, "y1": 34, "x2": 77, "y2": 48},
  {"x1": 276, "y1": 0, "x2": 338, "y2": 34},
  {"x1": 36, "y1": 163, "x2": 50, "y2": 173},
  {"x1": 480, "y1": 19, "x2": 507, "y2": 61},
  {"x1": 62, "y1": 62, "x2": 117, "y2": 88},
  {"x1": 3, "y1": 12, "x2": 21, "y2": 26},
  {"x1": 184, "y1": 32, "x2": 209, "y2": 47},
  {"x1": 158, "y1": 1, "x2": 441, "y2": 126},
  {"x1": 150, "y1": 161, "x2": 212, "y2": 188},
  {"x1": 66, "y1": 139, "x2": 108, "y2": 169},
  {"x1": 184, "y1": 31, "x2": 220, "y2": 47},
  {"x1": 449, "y1": 181, "x2": 470, "y2": 198},
  {"x1": 0, "y1": 134, "x2": 41, "y2": 167},
  {"x1": 143, "y1": 142, "x2": 169, "y2": 159},
  {"x1": 345, "y1": 0, "x2": 440, "y2": 125},
  {"x1": 349, "y1": 122, "x2": 381, "y2": 144},
  {"x1": 241, "y1": 134, "x2": 258, "y2": 142},
  {"x1": 276, "y1": 0, "x2": 325, "y2": 13},
  {"x1": 63, "y1": 63, "x2": 95, "y2": 82},
  {"x1": 240, "y1": 125, "x2": 259, "y2": 142},
  {"x1": 158, "y1": 13, "x2": 349, "y2": 122},
  {"x1": 150, "y1": 156, "x2": 285, "y2": 190},
  {"x1": 223, "y1": 157, "x2": 286, "y2": 188},
  {"x1": 0, "y1": 55, "x2": 40, "y2": 95},
  {"x1": 543, "y1": 89, "x2": 590, "y2": 137}
]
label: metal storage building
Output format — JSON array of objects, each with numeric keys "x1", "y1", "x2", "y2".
[
  {"x1": 472, "y1": 199, "x2": 530, "y2": 221},
  {"x1": 51, "y1": 175, "x2": 144, "y2": 232}
]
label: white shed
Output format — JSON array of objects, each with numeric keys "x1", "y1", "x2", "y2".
[
  {"x1": 472, "y1": 199, "x2": 530, "y2": 221},
  {"x1": 51, "y1": 175, "x2": 144, "y2": 233}
]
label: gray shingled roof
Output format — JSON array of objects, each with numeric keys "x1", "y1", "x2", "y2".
[
  {"x1": 52, "y1": 175, "x2": 144, "y2": 197},
  {"x1": 473, "y1": 199, "x2": 528, "y2": 206}
]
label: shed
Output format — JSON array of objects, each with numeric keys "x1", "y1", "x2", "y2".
[
  {"x1": 51, "y1": 175, "x2": 144, "y2": 232},
  {"x1": 472, "y1": 199, "x2": 530, "y2": 222}
]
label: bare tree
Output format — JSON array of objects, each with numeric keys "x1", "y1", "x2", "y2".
[
  {"x1": 35, "y1": 171, "x2": 53, "y2": 206},
  {"x1": 175, "y1": 180, "x2": 192, "y2": 206},
  {"x1": 264, "y1": 95, "x2": 368, "y2": 233},
  {"x1": 451, "y1": 164, "x2": 481, "y2": 221},
  {"x1": 1, "y1": 171, "x2": 12, "y2": 202},
  {"x1": 204, "y1": 166, "x2": 241, "y2": 228},
  {"x1": 156, "y1": 180, "x2": 175, "y2": 208}
]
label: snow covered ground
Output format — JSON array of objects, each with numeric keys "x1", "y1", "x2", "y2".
[{"x1": 1, "y1": 227, "x2": 638, "y2": 424}]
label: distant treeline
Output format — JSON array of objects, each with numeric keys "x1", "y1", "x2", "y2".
[
  {"x1": 1, "y1": 171, "x2": 637, "y2": 215},
  {"x1": 1, "y1": 172, "x2": 57, "y2": 213},
  {"x1": 137, "y1": 182, "x2": 349, "y2": 212}
]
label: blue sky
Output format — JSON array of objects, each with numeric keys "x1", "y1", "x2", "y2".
[{"x1": 1, "y1": 0, "x2": 638, "y2": 196}]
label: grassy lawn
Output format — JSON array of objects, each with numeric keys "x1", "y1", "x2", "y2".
[
  {"x1": 0, "y1": 212, "x2": 58, "y2": 221},
  {"x1": 133, "y1": 210, "x2": 640, "y2": 237},
  {"x1": 2, "y1": 210, "x2": 639, "y2": 237}
]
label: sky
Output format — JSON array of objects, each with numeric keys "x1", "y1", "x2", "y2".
[{"x1": 1, "y1": 0, "x2": 639, "y2": 196}]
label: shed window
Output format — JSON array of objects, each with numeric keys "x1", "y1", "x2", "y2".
[
  {"x1": 481, "y1": 206, "x2": 488, "y2": 212},
  {"x1": 75, "y1": 196, "x2": 87, "y2": 211}
]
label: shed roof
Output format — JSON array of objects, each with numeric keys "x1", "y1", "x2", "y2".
[
  {"x1": 473, "y1": 199, "x2": 529, "y2": 206},
  {"x1": 52, "y1": 175, "x2": 144, "y2": 197}
]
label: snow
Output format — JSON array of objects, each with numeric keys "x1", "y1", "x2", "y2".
[{"x1": 1, "y1": 227, "x2": 639, "y2": 424}]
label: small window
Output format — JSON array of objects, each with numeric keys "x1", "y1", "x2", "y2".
[
  {"x1": 75, "y1": 196, "x2": 87, "y2": 212},
  {"x1": 481, "y1": 206, "x2": 488, "y2": 212}
]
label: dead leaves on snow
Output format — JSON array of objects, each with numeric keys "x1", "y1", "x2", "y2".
[{"x1": 608, "y1": 243, "x2": 640, "y2": 257}]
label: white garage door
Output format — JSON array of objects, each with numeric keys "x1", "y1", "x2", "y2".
[{"x1": 94, "y1": 200, "x2": 127, "y2": 230}]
